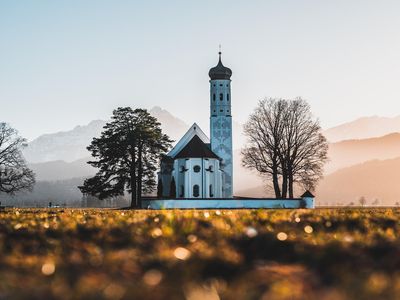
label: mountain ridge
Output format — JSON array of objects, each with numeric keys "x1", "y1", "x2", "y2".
[{"x1": 323, "y1": 115, "x2": 400, "y2": 142}]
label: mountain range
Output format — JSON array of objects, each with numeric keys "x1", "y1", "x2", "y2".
[
  {"x1": 7, "y1": 109, "x2": 400, "y2": 206},
  {"x1": 323, "y1": 115, "x2": 400, "y2": 142},
  {"x1": 23, "y1": 106, "x2": 189, "y2": 163}
]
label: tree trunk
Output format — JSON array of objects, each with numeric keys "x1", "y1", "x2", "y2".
[
  {"x1": 288, "y1": 163, "x2": 294, "y2": 198},
  {"x1": 137, "y1": 145, "x2": 143, "y2": 209},
  {"x1": 281, "y1": 171, "x2": 287, "y2": 199},
  {"x1": 288, "y1": 172, "x2": 294, "y2": 198},
  {"x1": 130, "y1": 149, "x2": 137, "y2": 208},
  {"x1": 272, "y1": 164, "x2": 281, "y2": 198}
]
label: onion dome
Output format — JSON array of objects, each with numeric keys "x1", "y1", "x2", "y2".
[{"x1": 208, "y1": 52, "x2": 232, "y2": 80}]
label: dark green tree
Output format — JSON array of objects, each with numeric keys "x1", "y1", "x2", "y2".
[
  {"x1": 169, "y1": 177, "x2": 176, "y2": 198},
  {"x1": 157, "y1": 179, "x2": 163, "y2": 198},
  {"x1": 79, "y1": 107, "x2": 172, "y2": 208}
]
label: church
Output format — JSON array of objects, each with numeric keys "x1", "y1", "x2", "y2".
[
  {"x1": 146, "y1": 52, "x2": 314, "y2": 209},
  {"x1": 158, "y1": 51, "x2": 233, "y2": 199}
]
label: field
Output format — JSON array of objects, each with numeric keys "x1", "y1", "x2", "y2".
[{"x1": 0, "y1": 208, "x2": 400, "y2": 300}]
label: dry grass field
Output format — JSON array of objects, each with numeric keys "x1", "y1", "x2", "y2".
[{"x1": 1, "y1": 208, "x2": 400, "y2": 300}]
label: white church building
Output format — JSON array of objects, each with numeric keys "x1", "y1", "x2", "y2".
[
  {"x1": 143, "y1": 53, "x2": 314, "y2": 209},
  {"x1": 158, "y1": 51, "x2": 233, "y2": 199}
]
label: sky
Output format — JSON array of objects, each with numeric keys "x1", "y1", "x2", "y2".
[{"x1": 1, "y1": 0, "x2": 400, "y2": 141}]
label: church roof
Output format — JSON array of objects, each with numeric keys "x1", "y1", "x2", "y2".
[
  {"x1": 167, "y1": 123, "x2": 210, "y2": 158},
  {"x1": 209, "y1": 52, "x2": 232, "y2": 80},
  {"x1": 174, "y1": 135, "x2": 220, "y2": 159},
  {"x1": 301, "y1": 190, "x2": 315, "y2": 198}
]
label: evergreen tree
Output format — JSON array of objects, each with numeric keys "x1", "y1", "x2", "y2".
[
  {"x1": 157, "y1": 179, "x2": 163, "y2": 198},
  {"x1": 79, "y1": 107, "x2": 172, "y2": 208},
  {"x1": 169, "y1": 177, "x2": 176, "y2": 198}
]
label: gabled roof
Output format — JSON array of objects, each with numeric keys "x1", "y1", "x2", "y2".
[
  {"x1": 174, "y1": 135, "x2": 219, "y2": 159},
  {"x1": 167, "y1": 123, "x2": 210, "y2": 158},
  {"x1": 301, "y1": 191, "x2": 315, "y2": 198}
]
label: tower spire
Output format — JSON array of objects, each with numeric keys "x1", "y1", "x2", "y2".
[{"x1": 218, "y1": 44, "x2": 222, "y2": 61}]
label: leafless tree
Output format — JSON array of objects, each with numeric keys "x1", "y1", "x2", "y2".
[
  {"x1": 358, "y1": 196, "x2": 367, "y2": 207},
  {"x1": 0, "y1": 123, "x2": 35, "y2": 194},
  {"x1": 242, "y1": 99, "x2": 287, "y2": 198},
  {"x1": 242, "y1": 98, "x2": 328, "y2": 198},
  {"x1": 279, "y1": 99, "x2": 328, "y2": 197}
]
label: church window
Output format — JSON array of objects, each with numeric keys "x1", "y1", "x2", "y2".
[
  {"x1": 219, "y1": 84, "x2": 223, "y2": 87},
  {"x1": 219, "y1": 93, "x2": 223, "y2": 101},
  {"x1": 180, "y1": 185, "x2": 184, "y2": 197},
  {"x1": 209, "y1": 184, "x2": 214, "y2": 197},
  {"x1": 213, "y1": 94, "x2": 216, "y2": 101},
  {"x1": 220, "y1": 109, "x2": 223, "y2": 112},
  {"x1": 193, "y1": 165, "x2": 201, "y2": 173},
  {"x1": 193, "y1": 185, "x2": 200, "y2": 197},
  {"x1": 227, "y1": 94, "x2": 230, "y2": 101}
]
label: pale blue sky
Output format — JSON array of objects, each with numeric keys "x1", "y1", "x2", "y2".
[{"x1": 1, "y1": 1, "x2": 400, "y2": 140}]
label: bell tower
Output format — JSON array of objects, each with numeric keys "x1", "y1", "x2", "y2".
[{"x1": 209, "y1": 51, "x2": 233, "y2": 198}]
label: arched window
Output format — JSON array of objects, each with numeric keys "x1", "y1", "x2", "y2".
[
  {"x1": 193, "y1": 165, "x2": 201, "y2": 173},
  {"x1": 219, "y1": 93, "x2": 223, "y2": 101},
  {"x1": 227, "y1": 94, "x2": 230, "y2": 101},
  {"x1": 193, "y1": 185, "x2": 199, "y2": 197},
  {"x1": 209, "y1": 184, "x2": 214, "y2": 197},
  {"x1": 213, "y1": 94, "x2": 216, "y2": 101},
  {"x1": 180, "y1": 185, "x2": 184, "y2": 197}
]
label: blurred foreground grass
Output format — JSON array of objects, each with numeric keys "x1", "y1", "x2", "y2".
[{"x1": 1, "y1": 208, "x2": 400, "y2": 300}]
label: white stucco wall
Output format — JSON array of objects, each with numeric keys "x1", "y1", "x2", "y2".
[
  {"x1": 142, "y1": 197, "x2": 314, "y2": 209},
  {"x1": 172, "y1": 158, "x2": 222, "y2": 198}
]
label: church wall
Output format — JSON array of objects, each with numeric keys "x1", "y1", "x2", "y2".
[
  {"x1": 142, "y1": 197, "x2": 314, "y2": 209},
  {"x1": 172, "y1": 157, "x2": 222, "y2": 198}
]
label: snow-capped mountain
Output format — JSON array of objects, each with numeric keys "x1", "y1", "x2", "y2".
[{"x1": 23, "y1": 107, "x2": 189, "y2": 163}]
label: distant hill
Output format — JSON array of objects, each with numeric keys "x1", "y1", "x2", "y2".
[
  {"x1": 324, "y1": 115, "x2": 400, "y2": 142},
  {"x1": 23, "y1": 120, "x2": 105, "y2": 163},
  {"x1": 0, "y1": 177, "x2": 85, "y2": 207},
  {"x1": 316, "y1": 157, "x2": 400, "y2": 206},
  {"x1": 237, "y1": 156, "x2": 400, "y2": 206},
  {"x1": 28, "y1": 157, "x2": 95, "y2": 181},
  {"x1": 23, "y1": 106, "x2": 188, "y2": 163},
  {"x1": 326, "y1": 133, "x2": 400, "y2": 174}
]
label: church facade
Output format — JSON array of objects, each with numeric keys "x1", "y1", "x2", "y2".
[{"x1": 158, "y1": 52, "x2": 233, "y2": 199}]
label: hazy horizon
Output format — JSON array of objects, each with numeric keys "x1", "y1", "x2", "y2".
[{"x1": 2, "y1": 1, "x2": 400, "y2": 141}]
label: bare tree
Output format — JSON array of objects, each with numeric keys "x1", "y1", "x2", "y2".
[
  {"x1": 372, "y1": 198, "x2": 379, "y2": 206},
  {"x1": 0, "y1": 123, "x2": 35, "y2": 194},
  {"x1": 242, "y1": 99, "x2": 287, "y2": 198},
  {"x1": 358, "y1": 196, "x2": 367, "y2": 207},
  {"x1": 280, "y1": 99, "x2": 328, "y2": 197},
  {"x1": 242, "y1": 98, "x2": 328, "y2": 198}
]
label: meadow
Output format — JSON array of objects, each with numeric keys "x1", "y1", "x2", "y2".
[{"x1": 0, "y1": 208, "x2": 399, "y2": 300}]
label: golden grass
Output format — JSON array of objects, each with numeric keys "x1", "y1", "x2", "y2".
[{"x1": 0, "y1": 208, "x2": 400, "y2": 299}]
